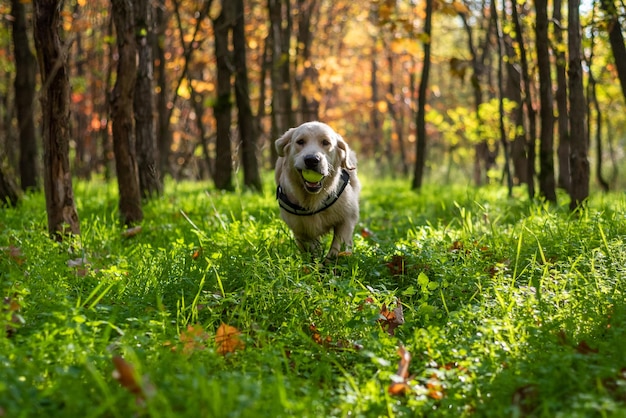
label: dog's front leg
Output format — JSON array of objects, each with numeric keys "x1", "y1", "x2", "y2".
[{"x1": 326, "y1": 222, "x2": 355, "y2": 260}]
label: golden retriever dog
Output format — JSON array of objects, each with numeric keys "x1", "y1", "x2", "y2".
[{"x1": 275, "y1": 121, "x2": 361, "y2": 261}]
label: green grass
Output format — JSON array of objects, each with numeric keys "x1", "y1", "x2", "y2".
[{"x1": 2, "y1": 174, "x2": 626, "y2": 417}]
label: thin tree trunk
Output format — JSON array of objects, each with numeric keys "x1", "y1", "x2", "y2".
[
  {"x1": 111, "y1": 0, "x2": 143, "y2": 225},
  {"x1": 155, "y1": 0, "x2": 172, "y2": 177},
  {"x1": 492, "y1": 0, "x2": 512, "y2": 196},
  {"x1": 586, "y1": 24, "x2": 609, "y2": 192},
  {"x1": 0, "y1": 164, "x2": 19, "y2": 207},
  {"x1": 568, "y1": 0, "x2": 589, "y2": 210},
  {"x1": 134, "y1": 0, "x2": 162, "y2": 198},
  {"x1": 11, "y1": 0, "x2": 39, "y2": 191},
  {"x1": 412, "y1": 0, "x2": 432, "y2": 189},
  {"x1": 554, "y1": 0, "x2": 570, "y2": 192},
  {"x1": 33, "y1": 0, "x2": 81, "y2": 239},
  {"x1": 296, "y1": 0, "x2": 320, "y2": 122},
  {"x1": 599, "y1": 0, "x2": 626, "y2": 102},
  {"x1": 535, "y1": 0, "x2": 556, "y2": 202},
  {"x1": 233, "y1": 0, "x2": 262, "y2": 192},
  {"x1": 269, "y1": 0, "x2": 294, "y2": 166},
  {"x1": 511, "y1": 0, "x2": 536, "y2": 198},
  {"x1": 212, "y1": 6, "x2": 234, "y2": 191}
]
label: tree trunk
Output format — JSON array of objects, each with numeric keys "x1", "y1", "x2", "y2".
[
  {"x1": 459, "y1": 8, "x2": 491, "y2": 186},
  {"x1": 412, "y1": 0, "x2": 432, "y2": 190},
  {"x1": 568, "y1": 0, "x2": 589, "y2": 210},
  {"x1": 155, "y1": 0, "x2": 172, "y2": 177},
  {"x1": 111, "y1": 0, "x2": 143, "y2": 225},
  {"x1": 492, "y1": 0, "x2": 512, "y2": 196},
  {"x1": 232, "y1": 0, "x2": 262, "y2": 192},
  {"x1": 599, "y1": 0, "x2": 626, "y2": 102},
  {"x1": 134, "y1": 0, "x2": 162, "y2": 198},
  {"x1": 11, "y1": 0, "x2": 39, "y2": 191},
  {"x1": 296, "y1": 0, "x2": 320, "y2": 122},
  {"x1": 0, "y1": 164, "x2": 19, "y2": 207},
  {"x1": 269, "y1": 0, "x2": 294, "y2": 166},
  {"x1": 535, "y1": 0, "x2": 556, "y2": 202},
  {"x1": 386, "y1": 53, "x2": 409, "y2": 176},
  {"x1": 33, "y1": 0, "x2": 81, "y2": 239},
  {"x1": 212, "y1": 6, "x2": 234, "y2": 191},
  {"x1": 554, "y1": 0, "x2": 570, "y2": 192},
  {"x1": 511, "y1": 0, "x2": 536, "y2": 198}
]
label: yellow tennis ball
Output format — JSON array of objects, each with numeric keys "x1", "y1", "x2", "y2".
[{"x1": 302, "y1": 169, "x2": 324, "y2": 182}]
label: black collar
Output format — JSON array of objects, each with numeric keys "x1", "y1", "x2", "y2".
[{"x1": 276, "y1": 169, "x2": 351, "y2": 216}]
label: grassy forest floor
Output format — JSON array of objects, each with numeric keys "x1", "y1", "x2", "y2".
[{"x1": 1, "y1": 173, "x2": 626, "y2": 417}]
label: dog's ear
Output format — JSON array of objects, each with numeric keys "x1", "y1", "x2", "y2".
[
  {"x1": 275, "y1": 128, "x2": 295, "y2": 157},
  {"x1": 336, "y1": 134, "x2": 356, "y2": 170}
]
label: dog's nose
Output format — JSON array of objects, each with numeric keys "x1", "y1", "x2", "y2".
[{"x1": 304, "y1": 154, "x2": 321, "y2": 168}]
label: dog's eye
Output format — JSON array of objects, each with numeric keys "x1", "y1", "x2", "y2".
[
  {"x1": 296, "y1": 139, "x2": 305, "y2": 145},
  {"x1": 322, "y1": 139, "x2": 331, "y2": 146}
]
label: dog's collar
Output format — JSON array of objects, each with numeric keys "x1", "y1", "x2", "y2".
[{"x1": 276, "y1": 169, "x2": 351, "y2": 216}]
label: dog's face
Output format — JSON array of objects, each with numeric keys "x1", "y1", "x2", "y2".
[{"x1": 275, "y1": 122, "x2": 352, "y2": 194}]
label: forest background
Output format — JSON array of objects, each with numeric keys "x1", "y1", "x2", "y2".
[{"x1": 0, "y1": 0, "x2": 625, "y2": 228}]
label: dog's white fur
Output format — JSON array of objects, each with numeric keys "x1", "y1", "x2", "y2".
[{"x1": 275, "y1": 121, "x2": 360, "y2": 260}]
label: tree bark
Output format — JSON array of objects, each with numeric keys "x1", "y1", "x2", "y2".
[
  {"x1": 599, "y1": 0, "x2": 626, "y2": 102},
  {"x1": 11, "y1": 0, "x2": 39, "y2": 191},
  {"x1": 511, "y1": 0, "x2": 536, "y2": 198},
  {"x1": 134, "y1": 0, "x2": 162, "y2": 198},
  {"x1": 412, "y1": 0, "x2": 432, "y2": 189},
  {"x1": 0, "y1": 164, "x2": 19, "y2": 207},
  {"x1": 554, "y1": 0, "x2": 570, "y2": 192},
  {"x1": 33, "y1": 0, "x2": 81, "y2": 239},
  {"x1": 568, "y1": 0, "x2": 589, "y2": 210},
  {"x1": 535, "y1": 0, "x2": 556, "y2": 202},
  {"x1": 212, "y1": 5, "x2": 234, "y2": 191},
  {"x1": 111, "y1": 0, "x2": 143, "y2": 225},
  {"x1": 154, "y1": 0, "x2": 172, "y2": 177},
  {"x1": 492, "y1": 0, "x2": 512, "y2": 196},
  {"x1": 232, "y1": 0, "x2": 263, "y2": 192},
  {"x1": 296, "y1": 0, "x2": 320, "y2": 122},
  {"x1": 268, "y1": 0, "x2": 294, "y2": 166}
]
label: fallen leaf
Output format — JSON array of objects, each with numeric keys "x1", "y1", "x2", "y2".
[
  {"x1": 575, "y1": 340, "x2": 598, "y2": 355},
  {"x1": 191, "y1": 247, "x2": 203, "y2": 260},
  {"x1": 386, "y1": 255, "x2": 407, "y2": 276},
  {"x1": 112, "y1": 356, "x2": 143, "y2": 398},
  {"x1": 215, "y1": 323, "x2": 244, "y2": 355},
  {"x1": 3, "y1": 296, "x2": 25, "y2": 337},
  {"x1": 2, "y1": 246, "x2": 24, "y2": 265},
  {"x1": 378, "y1": 299, "x2": 404, "y2": 336},
  {"x1": 426, "y1": 373, "x2": 444, "y2": 400},
  {"x1": 180, "y1": 324, "x2": 209, "y2": 355},
  {"x1": 388, "y1": 345, "x2": 412, "y2": 396},
  {"x1": 121, "y1": 226, "x2": 142, "y2": 238}
]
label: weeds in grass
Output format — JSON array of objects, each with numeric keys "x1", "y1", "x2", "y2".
[{"x1": 1, "y1": 177, "x2": 626, "y2": 417}]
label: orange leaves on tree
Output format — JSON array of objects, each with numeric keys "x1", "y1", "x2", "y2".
[{"x1": 215, "y1": 323, "x2": 244, "y2": 355}]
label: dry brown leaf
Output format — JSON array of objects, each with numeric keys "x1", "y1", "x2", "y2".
[
  {"x1": 112, "y1": 356, "x2": 143, "y2": 398},
  {"x1": 388, "y1": 346, "x2": 412, "y2": 396},
  {"x1": 180, "y1": 324, "x2": 209, "y2": 355},
  {"x1": 378, "y1": 299, "x2": 404, "y2": 336},
  {"x1": 121, "y1": 226, "x2": 142, "y2": 238},
  {"x1": 215, "y1": 323, "x2": 244, "y2": 355}
]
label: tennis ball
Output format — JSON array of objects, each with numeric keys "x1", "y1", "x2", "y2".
[{"x1": 302, "y1": 169, "x2": 324, "y2": 182}]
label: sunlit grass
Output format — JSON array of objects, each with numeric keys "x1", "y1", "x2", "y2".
[{"x1": 1, "y1": 172, "x2": 626, "y2": 417}]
